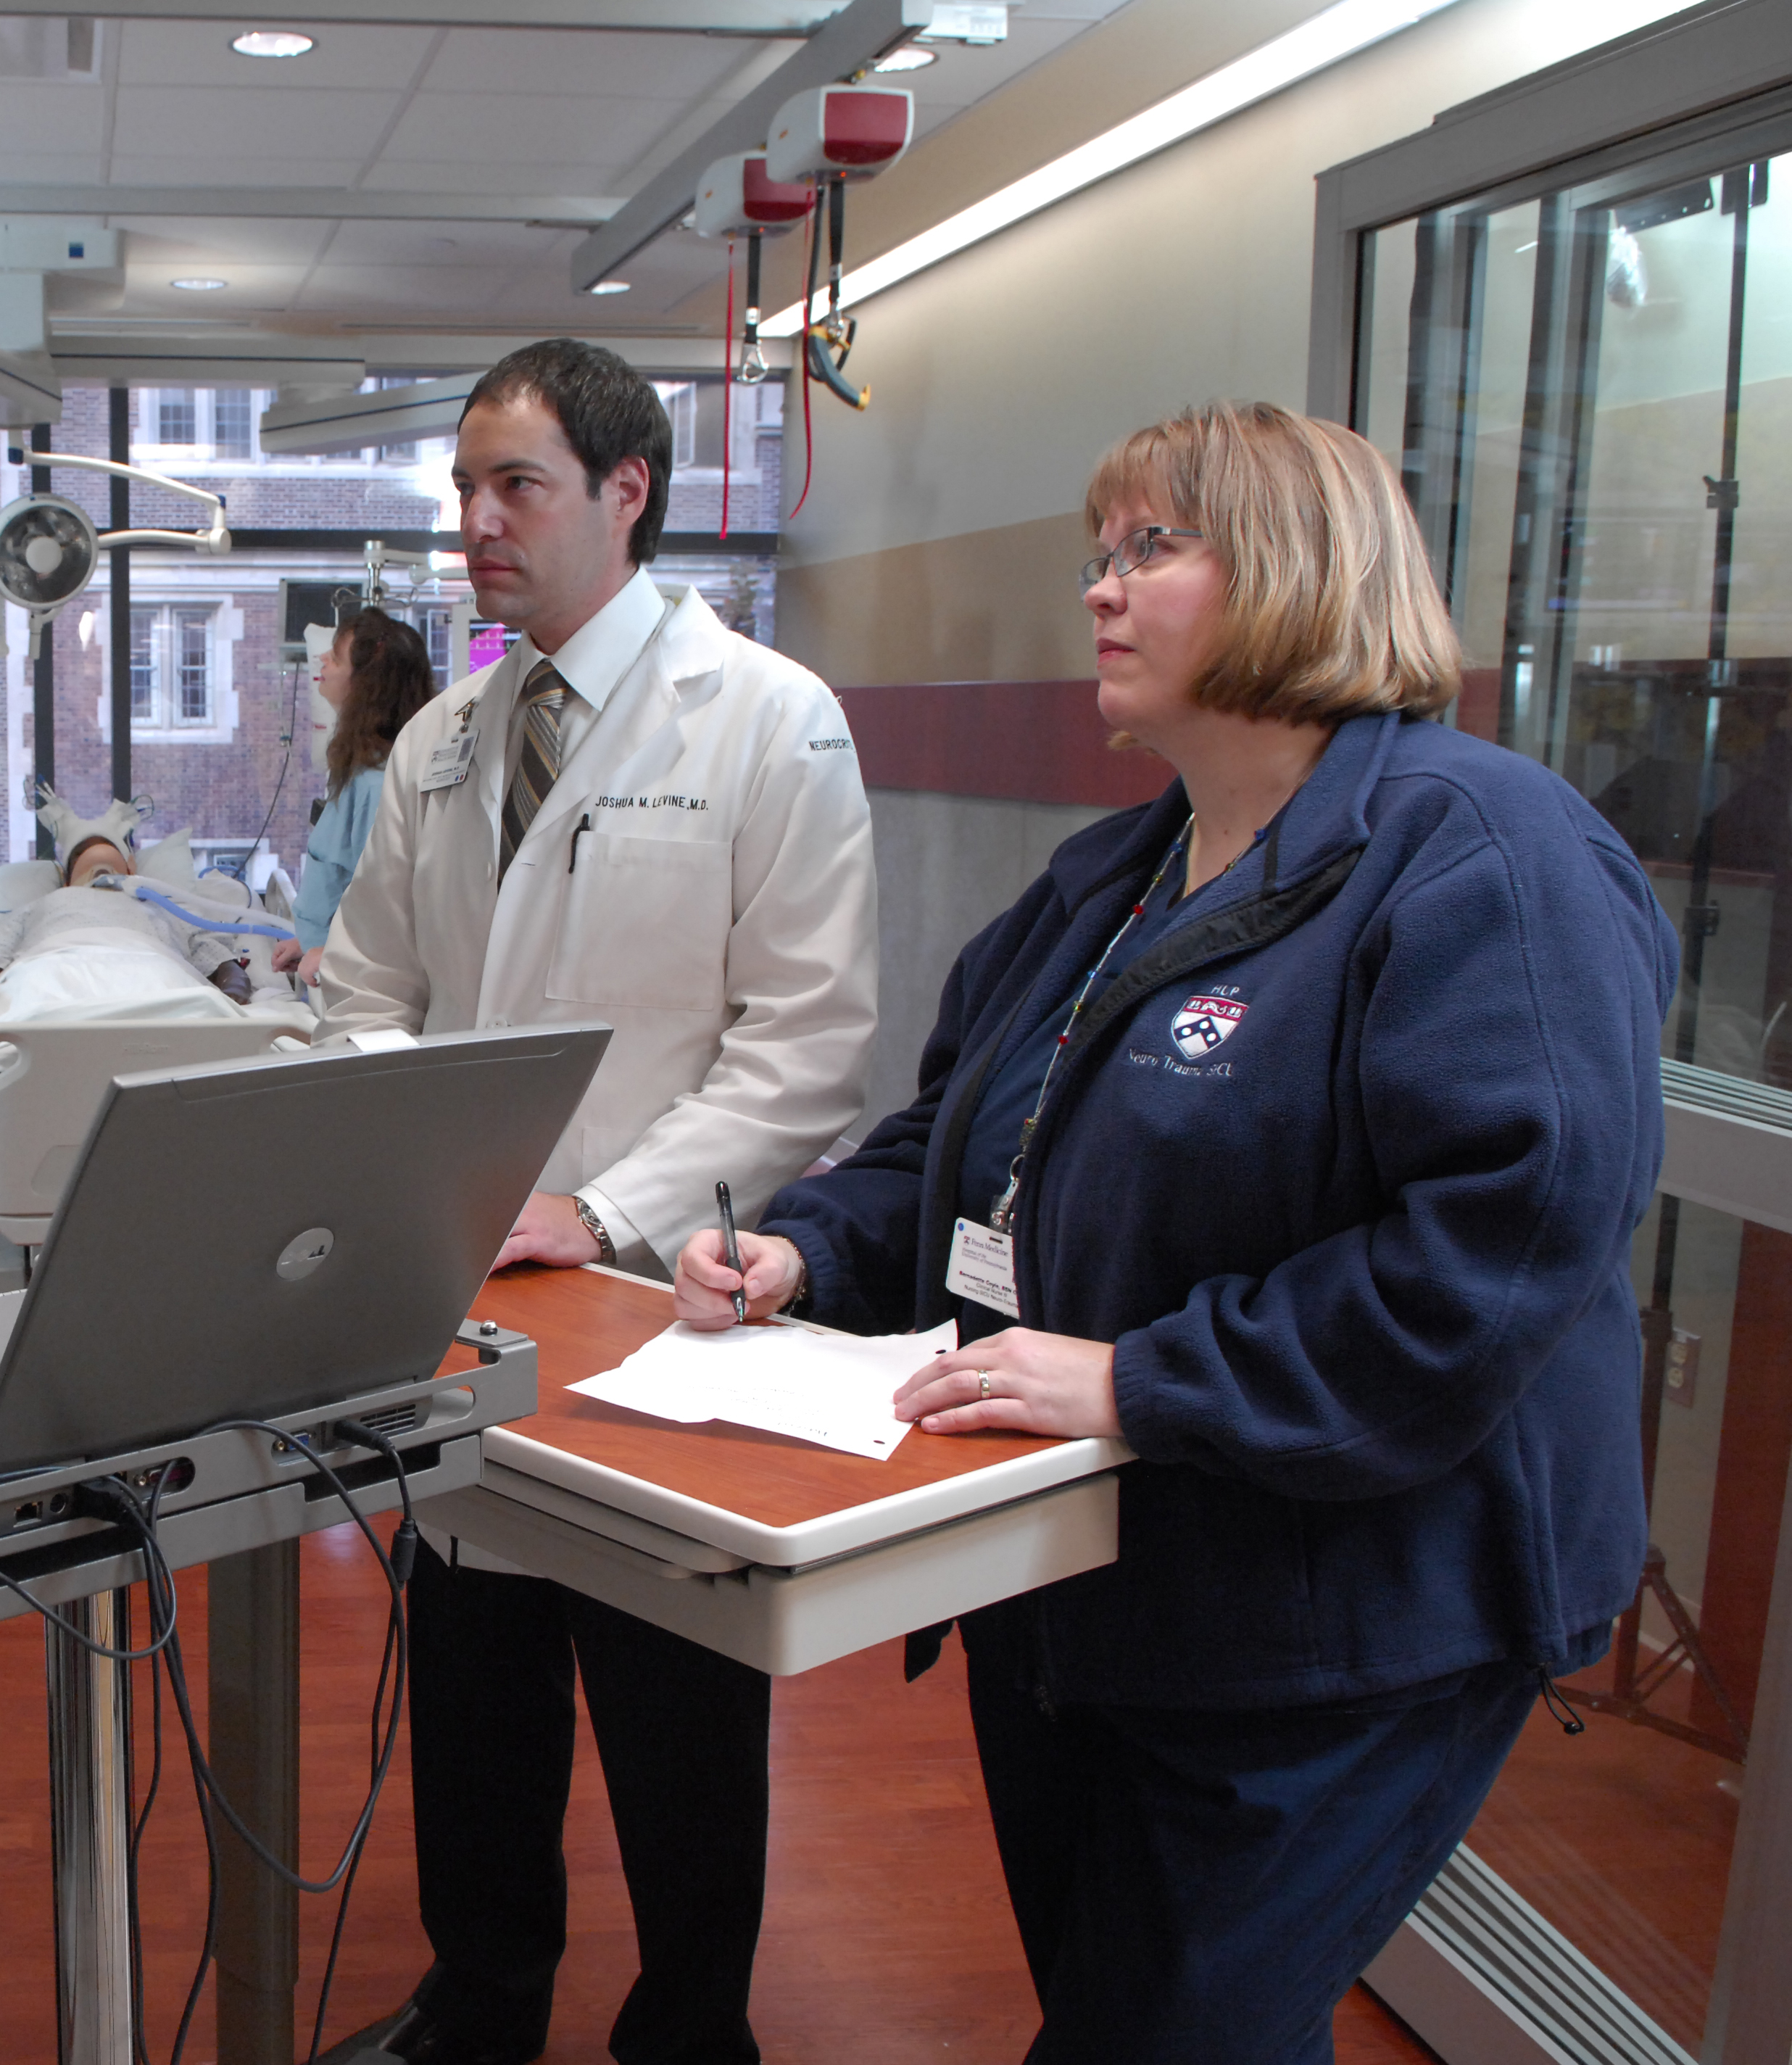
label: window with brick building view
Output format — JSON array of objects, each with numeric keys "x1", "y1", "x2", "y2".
[{"x1": 3, "y1": 378, "x2": 781, "y2": 880}]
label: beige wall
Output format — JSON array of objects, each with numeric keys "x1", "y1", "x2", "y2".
[
  {"x1": 779, "y1": 511, "x2": 1090, "y2": 687},
  {"x1": 775, "y1": 0, "x2": 1696, "y2": 687}
]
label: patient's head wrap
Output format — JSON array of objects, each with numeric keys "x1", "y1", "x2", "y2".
[{"x1": 35, "y1": 788, "x2": 149, "y2": 876}]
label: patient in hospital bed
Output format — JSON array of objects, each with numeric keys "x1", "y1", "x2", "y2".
[
  {"x1": 0, "y1": 835, "x2": 255, "y2": 1020},
  {"x1": 0, "y1": 793, "x2": 313, "y2": 1030}
]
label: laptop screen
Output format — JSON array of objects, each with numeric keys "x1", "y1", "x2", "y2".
[{"x1": 0, "y1": 1024, "x2": 610, "y2": 1473}]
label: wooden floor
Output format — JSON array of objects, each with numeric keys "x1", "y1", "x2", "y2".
[{"x1": 0, "y1": 1518, "x2": 1439, "y2": 2064}]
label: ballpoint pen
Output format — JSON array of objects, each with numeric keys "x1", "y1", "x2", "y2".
[{"x1": 715, "y1": 1179, "x2": 747, "y2": 1323}]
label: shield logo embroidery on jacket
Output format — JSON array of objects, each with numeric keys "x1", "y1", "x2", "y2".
[{"x1": 1171, "y1": 995, "x2": 1248, "y2": 1058}]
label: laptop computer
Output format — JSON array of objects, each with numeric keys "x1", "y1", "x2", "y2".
[{"x1": 0, "y1": 1022, "x2": 610, "y2": 1476}]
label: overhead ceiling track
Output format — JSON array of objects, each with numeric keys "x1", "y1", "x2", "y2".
[
  {"x1": 0, "y1": 0, "x2": 844, "y2": 29},
  {"x1": 568, "y1": 0, "x2": 917, "y2": 292},
  {"x1": 0, "y1": 188, "x2": 623, "y2": 226}
]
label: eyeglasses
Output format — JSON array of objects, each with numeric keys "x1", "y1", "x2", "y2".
[{"x1": 1080, "y1": 525, "x2": 1202, "y2": 596}]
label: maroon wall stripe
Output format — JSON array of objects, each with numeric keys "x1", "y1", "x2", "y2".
[{"x1": 835, "y1": 680, "x2": 1171, "y2": 808}]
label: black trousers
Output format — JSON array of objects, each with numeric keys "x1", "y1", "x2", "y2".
[
  {"x1": 963, "y1": 1623, "x2": 1538, "y2": 2065},
  {"x1": 407, "y1": 1539, "x2": 771, "y2": 2065}
]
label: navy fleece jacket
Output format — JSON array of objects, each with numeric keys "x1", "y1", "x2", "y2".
[{"x1": 763, "y1": 711, "x2": 1679, "y2": 1709}]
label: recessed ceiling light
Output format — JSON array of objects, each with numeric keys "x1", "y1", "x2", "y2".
[
  {"x1": 874, "y1": 44, "x2": 937, "y2": 71},
  {"x1": 170, "y1": 277, "x2": 228, "y2": 291},
  {"x1": 587, "y1": 280, "x2": 631, "y2": 295},
  {"x1": 231, "y1": 30, "x2": 315, "y2": 57}
]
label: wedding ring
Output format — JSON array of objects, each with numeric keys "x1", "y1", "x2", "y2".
[{"x1": 977, "y1": 1370, "x2": 992, "y2": 1400}]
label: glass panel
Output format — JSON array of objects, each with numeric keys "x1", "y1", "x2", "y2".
[
  {"x1": 1358, "y1": 146, "x2": 1792, "y2": 1090},
  {"x1": 128, "y1": 607, "x2": 155, "y2": 724},
  {"x1": 173, "y1": 608, "x2": 212, "y2": 724},
  {"x1": 1358, "y1": 120, "x2": 1792, "y2": 2051},
  {"x1": 1461, "y1": 1189, "x2": 1787, "y2": 2049},
  {"x1": 156, "y1": 388, "x2": 195, "y2": 446},
  {"x1": 213, "y1": 388, "x2": 252, "y2": 460}
]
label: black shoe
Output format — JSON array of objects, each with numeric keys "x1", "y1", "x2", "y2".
[{"x1": 319, "y1": 1999, "x2": 544, "y2": 2065}]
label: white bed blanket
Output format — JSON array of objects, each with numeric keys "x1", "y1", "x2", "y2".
[{"x1": 0, "y1": 945, "x2": 312, "y2": 1029}]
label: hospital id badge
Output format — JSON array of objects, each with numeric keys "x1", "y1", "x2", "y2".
[
  {"x1": 420, "y1": 732, "x2": 477, "y2": 792},
  {"x1": 946, "y1": 1217, "x2": 1020, "y2": 1318}
]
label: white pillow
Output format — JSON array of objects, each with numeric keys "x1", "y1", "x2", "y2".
[
  {"x1": 136, "y1": 828, "x2": 202, "y2": 886},
  {"x1": 0, "y1": 859, "x2": 61, "y2": 912}
]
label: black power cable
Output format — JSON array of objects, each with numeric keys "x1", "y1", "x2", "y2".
[
  {"x1": 232, "y1": 656, "x2": 305, "y2": 884},
  {"x1": 0, "y1": 1416, "x2": 418, "y2": 2065},
  {"x1": 306, "y1": 1416, "x2": 418, "y2": 2064}
]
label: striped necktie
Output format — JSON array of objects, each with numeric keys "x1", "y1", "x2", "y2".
[{"x1": 499, "y1": 658, "x2": 567, "y2": 878}]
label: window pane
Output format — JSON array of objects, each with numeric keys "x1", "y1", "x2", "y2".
[
  {"x1": 174, "y1": 610, "x2": 210, "y2": 722},
  {"x1": 157, "y1": 389, "x2": 195, "y2": 445},
  {"x1": 128, "y1": 607, "x2": 156, "y2": 722},
  {"x1": 214, "y1": 389, "x2": 252, "y2": 459},
  {"x1": 1356, "y1": 146, "x2": 1792, "y2": 1093}
]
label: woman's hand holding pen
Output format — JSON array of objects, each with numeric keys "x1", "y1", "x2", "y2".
[
  {"x1": 895, "y1": 1328, "x2": 1122, "y2": 1439},
  {"x1": 674, "y1": 1230, "x2": 804, "y2": 1329}
]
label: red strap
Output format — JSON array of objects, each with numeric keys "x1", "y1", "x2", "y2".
[
  {"x1": 721, "y1": 239, "x2": 734, "y2": 542},
  {"x1": 791, "y1": 194, "x2": 816, "y2": 519}
]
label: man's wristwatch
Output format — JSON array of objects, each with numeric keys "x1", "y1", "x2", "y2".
[{"x1": 573, "y1": 1196, "x2": 616, "y2": 1264}]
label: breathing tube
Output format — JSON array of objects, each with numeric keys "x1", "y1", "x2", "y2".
[{"x1": 94, "y1": 874, "x2": 298, "y2": 941}]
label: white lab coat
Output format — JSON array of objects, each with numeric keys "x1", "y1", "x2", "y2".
[{"x1": 318, "y1": 584, "x2": 878, "y2": 1275}]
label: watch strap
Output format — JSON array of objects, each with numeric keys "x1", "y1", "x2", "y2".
[{"x1": 573, "y1": 1196, "x2": 615, "y2": 1264}]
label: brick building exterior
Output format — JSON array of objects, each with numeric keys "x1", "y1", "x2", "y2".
[{"x1": 3, "y1": 378, "x2": 783, "y2": 872}]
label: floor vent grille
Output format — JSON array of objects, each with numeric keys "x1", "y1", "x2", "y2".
[{"x1": 1366, "y1": 1846, "x2": 1696, "y2": 2065}]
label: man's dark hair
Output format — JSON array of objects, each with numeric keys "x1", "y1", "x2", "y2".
[{"x1": 461, "y1": 338, "x2": 672, "y2": 563}]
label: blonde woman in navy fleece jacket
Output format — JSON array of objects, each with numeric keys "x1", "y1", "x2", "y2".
[{"x1": 676, "y1": 403, "x2": 1678, "y2": 2065}]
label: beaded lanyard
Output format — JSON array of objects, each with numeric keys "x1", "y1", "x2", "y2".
[{"x1": 988, "y1": 811, "x2": 1196, "y2": 1234}]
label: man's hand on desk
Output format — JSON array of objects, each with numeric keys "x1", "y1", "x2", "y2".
[
  {"x1": 674, "y1": 1230, "x2": 804, "y2": 1328},
  {"x1": 492, "y1": 1191, "x2": 603, "y2": 1272}
]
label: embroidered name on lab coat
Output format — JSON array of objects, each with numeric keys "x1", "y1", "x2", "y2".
[
  {"x1": 808, "y1": 737, "x2": 855, "y2": 752},
  {"x1": 592, "y1": 794, "x2": 710, "y2": 812}
]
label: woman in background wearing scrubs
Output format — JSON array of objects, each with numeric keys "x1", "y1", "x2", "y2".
[
  {"x1": 274, "y1": 608, "x2": 434, "y2": 988},
  {"x1": 675, "y1": 402, "x2": 1677, "y2": 2064}
]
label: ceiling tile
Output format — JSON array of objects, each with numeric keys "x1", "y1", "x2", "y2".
[
  {"x1": 0, "y1": 150, "x2": 104, "y2": 181},
  {"x1": 360, "y1": 160, "x2": 633, "y2": 196},
  {"x1": 420, "y1": 28, "x2": 768, "y2": 99},
  {"x1": 0, "y1": 81, "x2": 104, "y2": 150},
  {"x1": 294, "y1": 262, "x2": 512, "y2": 315},
  {"x1": 117, "y1": 17, "x2": 439, "y2": 91},
  {"x1": 122, "y1": 220, "x2": 337, "y2": 264},
  {"x1": 112, "y1": 85, "x2": 405, "y2": 160},
  {"x1": 107, "y1": 154, "x2": 388, "y2": 187},
  {"x1": 324, "y1": 219, "x2": 561, "y2": 266},
  {"x1": 379, "y1": 89, "x2": 689, "y2": 165}
]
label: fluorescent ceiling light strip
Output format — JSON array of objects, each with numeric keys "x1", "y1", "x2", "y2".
[{"x1": 762, "y1": 0, "x2": 1460, "y2": 336}]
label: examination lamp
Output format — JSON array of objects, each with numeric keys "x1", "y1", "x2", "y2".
[{"x1": 0, "y1": 451, "x2": 230, "y2": 658}]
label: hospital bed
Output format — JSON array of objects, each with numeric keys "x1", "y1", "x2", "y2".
[
  {"x1": 0, "y1": 849, "x2": 308, "y2": 1248},
  {"x1": 0, "y1": 1018, "x2": 293, "y2": 1246}
]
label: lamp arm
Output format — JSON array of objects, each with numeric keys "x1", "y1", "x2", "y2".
[
  {"x1": 28, "y1": 451, "x2": 229, "y2": 553},
  {"x1": 103, "y1": 527, "x2": 231, "y2": 555}
]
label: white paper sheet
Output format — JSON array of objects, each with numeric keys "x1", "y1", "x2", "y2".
[{"x1": 568, "y1": 1318, "x2": 959, "y2": 1460}]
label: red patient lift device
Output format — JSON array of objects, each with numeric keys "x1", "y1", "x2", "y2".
[{"x1": 696, "y1": 83, "x2": 914, "y2": 521}]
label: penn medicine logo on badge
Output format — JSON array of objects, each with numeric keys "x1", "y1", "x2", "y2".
[{"x1": 1171, "y1": 994, "x2": 1248, "y2": 1058}]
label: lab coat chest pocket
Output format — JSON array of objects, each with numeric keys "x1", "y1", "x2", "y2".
[{"x1": 546, "y1": 830, "x2": 731, "y2": 1011}]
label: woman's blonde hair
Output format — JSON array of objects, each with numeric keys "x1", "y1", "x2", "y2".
[{"x1": 1085, "y1": 402, "x2": 1461, "y2": 721}]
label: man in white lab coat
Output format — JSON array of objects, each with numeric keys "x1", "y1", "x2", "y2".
[{"x1": 322, "y1": 340, "x2": 877, "y2": 2065}]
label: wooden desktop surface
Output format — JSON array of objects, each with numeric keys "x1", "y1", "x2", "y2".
[{"x1": 452, "y1": 1263, "x2": 1065, "y2": 1531}]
